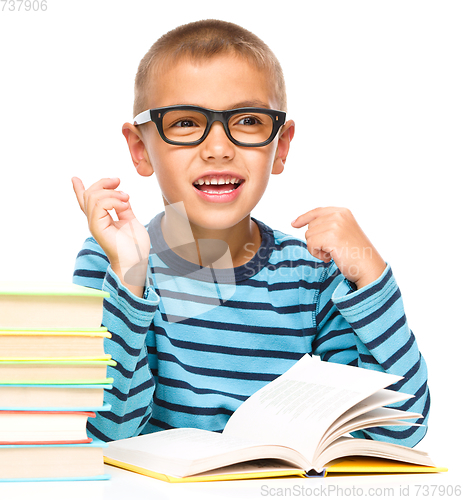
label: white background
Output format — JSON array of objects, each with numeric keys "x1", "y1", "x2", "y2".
[{"x1": 0, "y1": 0, "x2": 461, "y2": 479}]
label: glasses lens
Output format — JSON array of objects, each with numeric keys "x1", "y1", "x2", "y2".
[
  {"x1": 228, "y1": 112, "x2": 274, "y2": 145},
  {"x1": 162, "y1": 110, "x2": 208, "y2": 143}
]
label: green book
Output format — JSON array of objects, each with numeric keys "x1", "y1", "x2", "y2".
[
  {"x1": 0, "y1": 282, "x2": 110, "y2": 330},
  {"x1": 0, "y1": 358, "x2": 116, "y2": 384}
]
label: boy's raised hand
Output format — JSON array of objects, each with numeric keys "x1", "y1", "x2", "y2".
[
  {"x1": 72, "y1": 177, "x2": 151, "y2": 297},
  {"x1": 291, "y1": 207, "x2": 386, "y2": 289}
]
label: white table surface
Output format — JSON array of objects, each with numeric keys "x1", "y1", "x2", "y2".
[{"x1": 0, "y1": 462, "x2": 459, "y2": 500}]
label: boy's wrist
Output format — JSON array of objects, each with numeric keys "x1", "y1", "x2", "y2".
[
  {"x1": 352, "y1": 257, "x2": 387, "y2": 290},
  {"x1": 110, "y1": 260, "x2": 147, "y2": 298}
]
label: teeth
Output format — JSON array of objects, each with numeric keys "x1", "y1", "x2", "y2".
[
  {"x1": 194, "y1": 175, "x2": 242, "y2": 186},
  {"x1": 202, "y1": 188, "x2": 235, "y2": 194}
]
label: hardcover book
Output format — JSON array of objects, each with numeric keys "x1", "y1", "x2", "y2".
[
  {"x1": 104, "y1": 355, "x2": 446, "y2": 482},
  {"x1": 0, "y1": 440, "x2": 110, "y2": 481},
  {"x1": 0, "y1": 328, "x2": 110, "y2": 358},
  {"x1": 0, "y1": 383, "x2": 112, "y2": 409},
  {"x1": 0, "y1": 358, "x2": 115, "y2": 384},
  {"x1": 0, "y1": 282, "x2": 109, "y2": 330}
]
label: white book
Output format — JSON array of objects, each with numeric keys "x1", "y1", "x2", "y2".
[{"x1": 104, "y1": 355, "x2": 444, "y2": 482}]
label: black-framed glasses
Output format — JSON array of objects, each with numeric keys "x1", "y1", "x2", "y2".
[{"x1": 133, "y1": 105, "x2": 286, "y2": 147}]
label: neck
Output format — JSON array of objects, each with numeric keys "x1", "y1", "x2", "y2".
[{"x1": 161, "y1": 207, "x2": 261, "y2": 269}]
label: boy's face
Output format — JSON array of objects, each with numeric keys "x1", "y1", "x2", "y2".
[{"x1": 126, "y1": 54, "x2": 294, "y2": 232}]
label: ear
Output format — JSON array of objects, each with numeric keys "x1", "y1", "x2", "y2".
[
  {"x1": 272, "y1": 119, "x2": 295, "y2": 175},
  {"x1": 122, "y1": 122, "x2": 154, "y2": 177}
]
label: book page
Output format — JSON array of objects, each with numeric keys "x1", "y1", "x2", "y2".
[
  {"x1": 104, "y1": 428, "x2": 309, "y2": 477},
  {"x1": 313, "y1": 436, "x2": 434, "y2": 471},
  {"x1": 320, "y1": 388, "x2": 414, "y2": 443},
  {"x1": 318, "y1": 406, "x2": 423, "y2": 450},
  {"x1": 107, "y1": 428, "x2": 251, "y2": 462},
  {"x1": 223, "y1": 355, "x2": 402, "y2": 461}
]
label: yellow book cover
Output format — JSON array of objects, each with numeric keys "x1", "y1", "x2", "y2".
[
  {"x1": 325, "y1": 457, "x2": 448, "y2": 475},
  {"x1": 104, "y1": 456, "x2": 309, "y2": 483},
  {"x1": 104, "y1": 455, "x2": 447, "y2": 483}
]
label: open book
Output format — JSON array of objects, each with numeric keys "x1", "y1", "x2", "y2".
[{"x1": 104, "y1": 355, "x2": 445, "y2": 482}]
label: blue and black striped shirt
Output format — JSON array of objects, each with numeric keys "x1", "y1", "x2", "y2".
[{"x1": 73, "y1": 213, "x2": 429, "y2": 447}]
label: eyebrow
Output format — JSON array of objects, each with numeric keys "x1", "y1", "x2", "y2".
[
  {"x1": 150, "y1": 100, "x2": 273, "y2": 112},
  {"x1": 228, "y1": 100, "x2": 271, "y2": 110},
  {"x1": 176, "y1": 100, "x2": 271, "y2": 110}
]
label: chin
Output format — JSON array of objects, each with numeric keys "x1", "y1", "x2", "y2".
[{"x1": 188, "y1": 210, "x2": 250, "y2": 232}]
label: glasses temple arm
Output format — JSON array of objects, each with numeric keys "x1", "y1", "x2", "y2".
[{"x1": 133, "y1": 110, "x2": 152, "y2": 125}]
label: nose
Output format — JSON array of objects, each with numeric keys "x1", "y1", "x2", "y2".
[{"x1": 200, "y1": 121, "x2": 235, "y2": 161}]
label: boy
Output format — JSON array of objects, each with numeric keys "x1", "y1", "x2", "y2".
[{"x1": 72, "y1": 19, "x2": 429, "y2": 446}]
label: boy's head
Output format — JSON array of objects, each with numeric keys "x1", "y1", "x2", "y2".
[
  {"x1": 123, "y1": 20, "x2": 295, "y2": 233},
  {"x1": 133, "y1": 19, "x2": 287, "y2": 117}
]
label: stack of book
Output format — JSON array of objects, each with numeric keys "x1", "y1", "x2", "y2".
[{"x1": 0, "y1": 282, "x2": 115, "y2": 482}]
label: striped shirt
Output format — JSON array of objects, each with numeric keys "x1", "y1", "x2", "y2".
[{"x1": 73, "y1": 213, "x2": 429, "y2": 447}]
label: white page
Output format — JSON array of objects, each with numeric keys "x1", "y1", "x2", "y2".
[
  {"x1": 223, "y1": 355, "x2": 402, "y2": 461},
  {"x1": 107, "y1": 428, "x2": 252, "y2": 462},
  {"x1": 105, "y1": 428, "x2": 264, "y2": 476},
  {"x1": 313, "y1": 436, "x2": 434, "y2": 471},
  {"x1": 105, "y1": 428, "x2": 309, "y2": 477},
  {"x1": 319, "y1": 406, "x2": 423, "y2": 450},
  {"x1": 321, "y1": 388, "x2": 414, "y2": 440}
]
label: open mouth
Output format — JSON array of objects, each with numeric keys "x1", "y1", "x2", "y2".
[{"x1": 193, "y1": 175, "x2": 244, "y2": 194}]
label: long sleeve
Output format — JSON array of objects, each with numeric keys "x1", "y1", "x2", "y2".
[
  {"x1": 73, "y1": 236, "x2": 160, "y2": 441},
  {"x1": 313, "y1": 262, "x2": 430, "y2": 447}
]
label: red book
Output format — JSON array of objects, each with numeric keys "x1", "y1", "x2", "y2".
[{"x1": 0, "y1": 410, "x2": 95, "y2": 444}]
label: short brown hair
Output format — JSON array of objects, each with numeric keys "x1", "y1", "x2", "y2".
[{"x1": 133, "y1": 19, "x2": 287, "y2": 116}]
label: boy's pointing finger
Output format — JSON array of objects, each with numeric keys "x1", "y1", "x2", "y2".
[
  {"x1": 291, "y1": 207, "x2": 326, "y2": 228},
  {"x1": 72, "y1": 177, "x2": 86, "y2": 213}
]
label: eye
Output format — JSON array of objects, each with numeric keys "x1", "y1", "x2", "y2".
[
  {"x1": 172, "y1": 119, "x2": 199, "y2": 128},
  {"x1": 236, "y1": 116, "x2": 262, "y2": 126}
]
